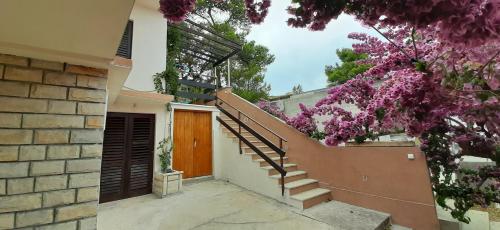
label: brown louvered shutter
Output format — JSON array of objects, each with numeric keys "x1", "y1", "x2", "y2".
[
  {"x1": 100, "y1": 115, "x2": 128, "y2": 202},
  {"x1": 116, "y1": 20, "x2": 133, "y2": 59},
  {"x1": 100, "y1": 113, "x2": 155, "y2": 203},
  {"x1": 127, "y1": 115, "x2": 155, "y2": 197}
]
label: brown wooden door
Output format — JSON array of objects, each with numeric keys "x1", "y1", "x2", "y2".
[
  {"x1": 173, "y1": 110, "x2": 212, "y2": 178},
  {"x1": 193, "y1": 112, "x2": 212, "y2": 177},
  {"x1": 100, "y1": 113, "x2": 155, "y2": 203},
  {"x1": 173, "y1": 110, "x2": 195, "y2": 178}
]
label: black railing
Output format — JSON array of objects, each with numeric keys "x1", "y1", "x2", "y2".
[
  {"x1": 215, "y1": 97, "x2": 288, "y2": 196},
  {"x1": 176, "y1": 79, "x2": 216, "y2": 101},
  {"x1": 216, "y1": 97, "x2": 288, "y2": 152}
]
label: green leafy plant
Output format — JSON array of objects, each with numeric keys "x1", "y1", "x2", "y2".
[
  {"x1": 153, "y1": 61, "x2": 179, "y2": 95},
  {"x1": 153, "y1": 27, "x2": 181, "y2": 96},
  {"x1": 325, "y1": 48, "x2": 371, "y2": 86},
  {"x1": 158, "y1": 137, "x2": 174, "y2": 173}
]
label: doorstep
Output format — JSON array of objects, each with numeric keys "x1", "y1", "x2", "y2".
[{"x1": 183, "y1": 175, "x2": 214, "y2": 185}]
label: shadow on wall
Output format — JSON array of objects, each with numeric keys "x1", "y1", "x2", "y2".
[{"x1": 216, "y1": 88, "x2": 440, "y2": 230}]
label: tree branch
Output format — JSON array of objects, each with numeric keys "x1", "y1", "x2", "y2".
[
  {"x1": 411, "y1": 27, "x2": 419, "y2": 60},
  {"x1": 192, "y1": 12, "x2": 213, "y2": 25},
  {"x1": 477, "y1": 50, "x2": 500, "y2": 75},
  {"x1": 208, "y1": 7, "x2": 216, "y2": 26},
  {"x1": 445, "y1": 117, "x2": 467, "y2": 130},
  {"x1": 370, "y1": 25, "x2": 412, "y2": 60}
]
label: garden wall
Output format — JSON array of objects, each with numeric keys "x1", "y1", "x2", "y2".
[{"x1": 216, "y1": 88, "x2": 440, "y2": 230}]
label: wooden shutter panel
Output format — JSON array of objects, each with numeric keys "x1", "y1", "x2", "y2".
[
  {"x1": 100, "y1": 113, "x2": 155, "y2": 203},
  {"x1": 127, "y1": 115, "x2": 154, "y2": 197},
  {"x1": 100, "y1": 115, "x2": 128, "y2": 203},
  {"x1": 116, "y1": 20, "x2": 133, "y2": 59}
]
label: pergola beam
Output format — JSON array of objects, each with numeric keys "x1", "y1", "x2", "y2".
[
  {"x1": 181, "y1": 41, "x2": 226, "y2": 60},
  {"x1": 168, "y1": 19, "x2": 242, "y2": 68}
]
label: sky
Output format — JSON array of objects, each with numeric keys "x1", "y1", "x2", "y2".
[{"x1": 246, "y1": 1, "x2": 376, "y2": 96}]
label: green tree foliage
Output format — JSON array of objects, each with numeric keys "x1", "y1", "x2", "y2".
[
  {"x1": 231, "y1": 41, "x2": 274, "y2": 102},
  {"x1": 290, "y1": 84, "x2": 303, "y2": 95},
  {"x1": 187, "y1": 0, "x2": 275, "y2": 102},
  {"x1": 325, "y1": 48, "x2": 371, "y2": 85},
  {"x1": 153, "y1": 28, "x2": 181, "y2": 95}
]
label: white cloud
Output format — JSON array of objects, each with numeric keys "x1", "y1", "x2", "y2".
[{"x1": 246, "y1": 1, "x2": 376, "y2": 95}]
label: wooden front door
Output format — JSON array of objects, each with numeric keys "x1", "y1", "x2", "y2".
[
  {"x1": 173, "y1": 110, "x2": 212, "y2": 178},
  {"x1": 100, "y1": 113, "x2": 155, "y2": 203}
]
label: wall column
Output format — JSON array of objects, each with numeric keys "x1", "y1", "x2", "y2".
[{"x1": 0, "y1": 54, "x2": 107, "y2": 229}]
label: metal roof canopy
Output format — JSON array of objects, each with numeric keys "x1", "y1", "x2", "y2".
[{"x1": 168, "y1": 19, "x2": 242, "y2": 67}]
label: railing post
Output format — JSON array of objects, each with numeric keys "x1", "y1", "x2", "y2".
[
  {"x1": 238, "y1": 111, "x2": 242, "y2": 154},
  {"x1": 281, "y1": 168, "x2": 285, "y2": 196},
  {"x1": 280, "y1": 138, "x2": 285, "y2": 196}
]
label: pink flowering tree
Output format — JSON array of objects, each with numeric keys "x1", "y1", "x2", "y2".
[
  {"x1": 257, "y1": 100, "x2": 324, "y2": 139},
  {"x1": 256, "y1": 100, "x2": 289, "y2": 121},
  {"x1": 293, "y1": 27, "x2": 499, "y2": 222},
  {"x1": 159, "y1": 0, "x2": 499, "y2": 222}
]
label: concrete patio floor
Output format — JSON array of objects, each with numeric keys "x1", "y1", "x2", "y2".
[{"x1": 98, "y1": 180, "x2": 335, "y2": 230}]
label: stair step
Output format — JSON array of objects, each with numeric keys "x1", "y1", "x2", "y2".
[
  {"x1": 260, "y1": 163, "x2": 295, "y2": 174},
  {"x1": 244, "y1": 151, "x2": 279, "y2": 160},
  {"x1": 285, "y1": 179, "x2": 319, "y2": 195},
  {"x1": 244, "y1": 151, "x2": 276, "y2": 155},
  {"x1": 254, "y1": 156, "x2": 287, "y2": 163},
  {"x1": 270, "y1": 170, "x2": 307, "y2": 184},
  {"x1": 291, "y1": 188, "x2": 330, "y2": 201},
  {"x1": 261, "y1": 163, "x2": 296, "y2": 170},
  {"x1": 285, "y1": 178, "x2": 318, "y2": 189},
  {"x1": 242, "y1": 145, "x2": 268, "y2": 149},
  {"x1": 300, "y1": 201, "x2": 391, "y2": 229},
  {"x1": 255, "y1": 156, "x2": 289, "y2": 167},
  {"x1": 290, "y1": 188, "x2": 331, "y2": 209},
  {"x1": 270, "y1": 170, "x2": 306, "y2": 179},
  {"x1": 222, "y1": 126, "x2": 249, "y2": 132}
]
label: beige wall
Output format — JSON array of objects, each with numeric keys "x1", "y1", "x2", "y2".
[
  {"x1": 0, "y1": 54, "x2": 107, "y2": 229},
  {"x1": 217, "y1": 89, "x2": 439, "y2": 230}
]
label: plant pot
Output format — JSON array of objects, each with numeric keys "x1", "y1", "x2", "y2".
[{"x1": 153, "y1": 171, "x2": 183, "y2": 198}]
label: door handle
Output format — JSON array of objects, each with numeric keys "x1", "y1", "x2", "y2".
[{"x1": 194, "y1": 139, "x2": 197, "y2": 148}]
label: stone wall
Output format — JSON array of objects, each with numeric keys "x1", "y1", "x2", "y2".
[{"x1": 0, "y1": 54, "x2": 107, "y2": 229}]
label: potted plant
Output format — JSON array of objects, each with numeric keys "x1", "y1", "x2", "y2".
[{"x1": 153, "y1": 137, "x2": 183, "y2": 198}]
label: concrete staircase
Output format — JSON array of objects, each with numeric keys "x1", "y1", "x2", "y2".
[{"x1": 219, "y1": 115, "x2": 332, "y2": 210}]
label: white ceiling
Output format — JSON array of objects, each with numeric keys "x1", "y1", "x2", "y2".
[{"x1": 0, "y1": 0, "x2": 135, "y2": 67}]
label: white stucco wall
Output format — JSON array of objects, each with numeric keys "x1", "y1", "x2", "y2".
[
  {"x1": 108, "y1": 98, "x2": 170, "y2": 173},
  {"x1": 212, "y1": 121, "x2": 283, "y2": 201},
  {"x1": 272, "y1": 87, "x2": 410, "y2": 142},
  {"x1": 273, "y1": 88, "x2": 361, "y2": 133},
  {"x1": 124, "y1": 1, "x2": 167, "y2": 91}
]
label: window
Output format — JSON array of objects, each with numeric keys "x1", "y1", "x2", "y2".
[{"x1": 116, "y1": 20, "x2": 133, "y2": 59}]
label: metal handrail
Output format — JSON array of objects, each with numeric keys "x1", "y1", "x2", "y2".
[
  {"x1": 217, "y1": 105, "x2": 285, "y2": 157},
  {"x1": 217, "y1": 116, "x2": 287, "y2": 196},
  {"x1": 216, "y1": 97, "x2": 288, "y2": 146}
]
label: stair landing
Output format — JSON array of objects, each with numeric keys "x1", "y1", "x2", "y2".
[{"x1": 300, "y1": 201, "x2": 391, "y2": 230}]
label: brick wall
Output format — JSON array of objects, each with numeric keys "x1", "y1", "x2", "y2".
[{"x1": 0, "y1": 54, "x2": 107, "y2": 229}]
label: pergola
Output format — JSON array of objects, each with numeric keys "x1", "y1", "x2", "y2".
[
  {"x1": 167, "y1": 19, "x2": 242, "y2": 101},
  {"x1": 168, "y1": 19, "x2": 241, "y2": 68}
]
